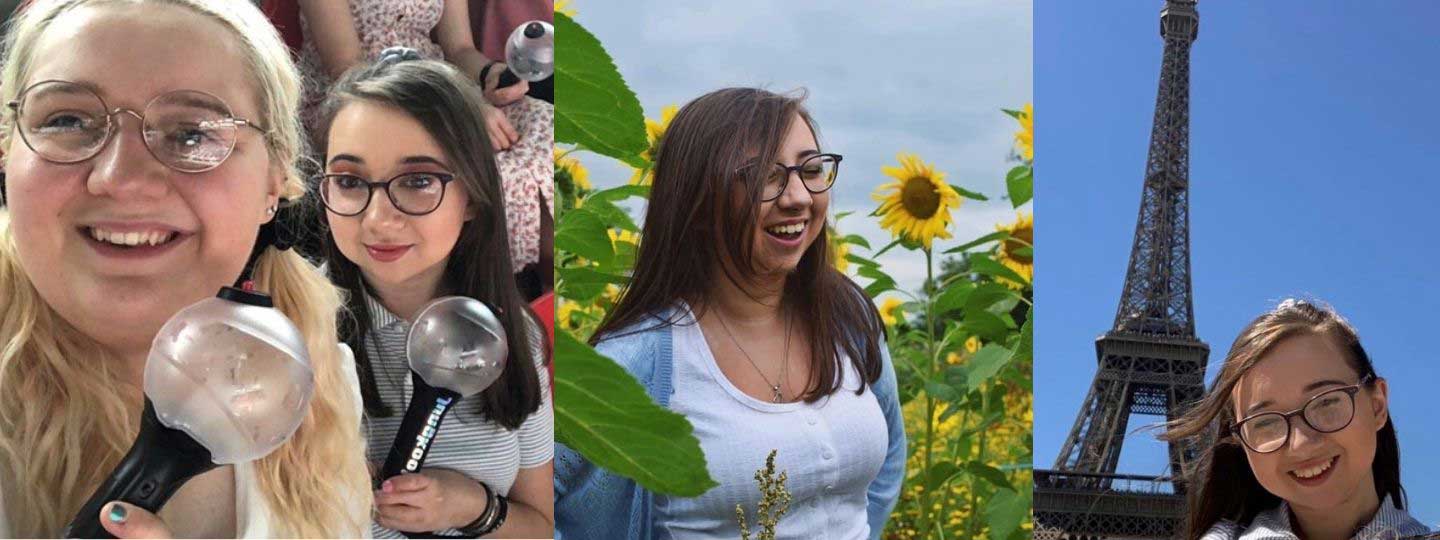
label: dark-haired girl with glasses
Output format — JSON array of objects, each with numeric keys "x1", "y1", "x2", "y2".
[
  {"x1": 0, "y1": 0, "x2": 374, "y2": 537},
  {"x1": 316, "y1": 54, "x2": 553, "y2": 538},
  {"x1": 1161, "y1": 299, "x2": 1430, "y2": 540},
  {"x1": 555, "y1": 87, "x2": 905, "y2": 540}
]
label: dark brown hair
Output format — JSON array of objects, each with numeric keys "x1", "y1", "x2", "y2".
[
  {"x1": 1161, "y1": 299, "x2": 1404, "y2": 539},
  {"x1": 316, "y1": 58, "x2": 543, "y2": 429},
  {"x1": 592, "y1": 87, "x2": 883, "y2": 401}
]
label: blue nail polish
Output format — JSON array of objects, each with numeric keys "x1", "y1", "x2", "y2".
[{"x1": 107, "y1": 504, "x2": 128, "y2": 524}]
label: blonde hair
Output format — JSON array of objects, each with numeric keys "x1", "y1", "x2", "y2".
[{"x1": 0, "y1": 0, "x2": 370, "y2": 536}]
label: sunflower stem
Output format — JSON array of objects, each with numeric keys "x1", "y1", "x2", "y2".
[{"x1": 921, "y1": 247, "x2": 938, "y2": 534}]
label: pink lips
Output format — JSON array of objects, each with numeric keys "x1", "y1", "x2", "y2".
[{"x1": 366, "y1": 244, "x2": 412, "y2": 262}]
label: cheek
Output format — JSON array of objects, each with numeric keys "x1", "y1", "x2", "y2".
[
  {"x1": 327, "y1": 214, "x2": 366, "y2": 261},
  {"x1": 1243, "y1": 449, "x2": 1287, "y2": 492}
]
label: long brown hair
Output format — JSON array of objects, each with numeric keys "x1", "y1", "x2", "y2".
[
  {"x1": 316, "y1": 58, "x2": 543, "y2": 429},
  {"x1": 1161, "y1": 299, "x2": 1404, "y2": 539},
  {"x1": 592, "y1": 87, "x2": 883, "y2": 401}
]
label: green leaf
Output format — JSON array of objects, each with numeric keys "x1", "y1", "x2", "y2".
[
  {"x1": 582, "y1": 198, "x2": 639, "y2": 233},
  {"x1": 934, "y1": 281, "x2": 975, "y2": 316},
  {"x1": 555, "y1": 207, "x2": 614, "y2": 265},
  {"x1": 943, "y1": 231, "x2": 1010, "y2": 255},
  {"x1": 966, "y1": 463, "x2": 1012, "y2": 489},
  {"x1": 1001, "y1": 108, "x2": 1023, "y2": 120},
  {"x1": 588, "y1": 183, "x2": 651, "y2": 204},
  {"x1": 985, "y1": 487, "x2": 1032, "y2": 540},
  {"x1": 924, "y1": 381, "x2": 961, "y2": 403},
  {"x1": 965, "y1": 344, "x2": 1014, "y2": 389},
  {"x1": 1006, "y1": 165, "x2": 1033, "y2": 208},
  {"x1": 872, "y1": 238, "x2": 904, "y2": 258},
  {"x1": 554, "y1": 13, "x2": 648, "y2": 168},
  {"x1": 557, "y1": 266, "x2": 626, "y2": 303},
  {"x1": 951, "y1": 184, "x2": 989, "y2": 201},
  {"x1": 925, "y1": 462, "x2": 963, "y2": 491},
  {"x1": 863, "y1": 275, "x2": 898, "y2": 298},
  {"x1": 554, "y1": 332, "x2": 718, "y2": 496},
  {"x1": 846, "y1": 253, "x2": 881, "y2": 269},
  {"x1": 968, "y1": 254, "x2": 1030, "y2": 288},
  {"x1": 1012, "y1": 246, "x2": 1032, "y2": 258},
  {"x1": 965, "y1": 311, "x2": 1012, "y2": 343},
  {"x1": 1015, "y1": 311, "x2": 1033, "y2": 363},
  {"x1": 840, "y1": 234, "x2": 872, "y2": 249},
  {"x1": 965, "y1": 282, "x2": 1020, "y2": 314}
]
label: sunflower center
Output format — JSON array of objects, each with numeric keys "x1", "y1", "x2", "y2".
[
  {"x1": 1004, "y1": 225, "x2": 1034, "y2": 265},
  {"x1": 901, "y1": 177, "x2": 941, "y2": 219}
]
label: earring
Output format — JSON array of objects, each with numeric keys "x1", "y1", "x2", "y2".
[{"x1": 266, "y1": 206, "x2": 276, "y2": 216}]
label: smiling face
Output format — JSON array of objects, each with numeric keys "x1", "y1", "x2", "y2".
[
  {"x1": 3, "y1": 4, "x2": 280, "y2": 359},
  {"x1": 1230, "y1": 332, "x2": 1388, "y2": 515},
  {"x1": 736, "y1": 113, "x2": 830, "y2": 279},
  {"x1": 324, "y1": 99, "x2": 472, "y2": 295}
]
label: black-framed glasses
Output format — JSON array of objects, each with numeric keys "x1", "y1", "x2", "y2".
[
  {"x1": 318, "y1": 172, "x2": 457, "y2": 216},
  {"x1": 739, "y1": 152, "x2": 842, "y2": 202},
  {"x1": 1229, "y1": 373, "x2": 1375, "y2": 454},
  {"x1": 6, "y1": 80, "x2": 269, "y2": 173}
]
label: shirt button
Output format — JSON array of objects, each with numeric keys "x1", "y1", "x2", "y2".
[
  {"x1": 823, "y1": 451, "x2": 833, "y2": 460},
  {"x1": 826, "y1": 485, "x2": 834, "y2": 491},
  {"x1": 807, "y1": 416, "x2": 818, "y2": 426}
]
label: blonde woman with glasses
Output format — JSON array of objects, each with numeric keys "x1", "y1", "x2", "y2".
[{"x1": 0, "y1": 0, "x2": 371, "y2": 536}]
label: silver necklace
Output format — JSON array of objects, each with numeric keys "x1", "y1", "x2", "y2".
[{"x1": 714, "y1": 307, "x2": 791, "y2": 403}]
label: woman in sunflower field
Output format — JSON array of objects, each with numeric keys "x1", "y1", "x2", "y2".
[{"x1": 554, "y1": 87, "x2": 906, "y2": 540}]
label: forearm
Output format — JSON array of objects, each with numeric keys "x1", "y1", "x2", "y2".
[
  {"x1": 482, "y1": 499, "x2": 554, "y2": 538},
  {"x1": 443, "y1": 46, "x2": 494, "y2": 85}
]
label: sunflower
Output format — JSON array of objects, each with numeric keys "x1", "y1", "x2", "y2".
[
  {"x1": 965, "y1": 335, "x2": 982, "y2": 353},
  {"x1": 832, "y1": 238, "x2": 850, "y2": 274},
  {"x1": 558, "y1": 299, "x2": 580, "y2": 330},
  {"x1": 555, "y1": 147, "x2": 591, "y2": 191},
  {"x1": 873, "y1": 153, "x2": 962, "y2": 250},
  {"x1": 878, "y1": 297, "x2": 905, "y2": 327},
  {"x1": 826, "y1": 223, "x2": 849, "y2": 274},
  {"x1": 556, "y1": 0, "x2": 576, "y2": 17},
  {"x1": 1015, "y1": 103, "x2": 1033, "y2": 162},
  {"x1": 629, "y1": 105, "x2": 678, "y2": 185},
  {"x1": 995, "y1": 211, "x2": 1034, "y2": 290}
]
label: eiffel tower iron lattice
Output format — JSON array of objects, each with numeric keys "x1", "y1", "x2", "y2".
[{"x1": 1035, "y1": 2, "x2": 1210, "y2": 539}]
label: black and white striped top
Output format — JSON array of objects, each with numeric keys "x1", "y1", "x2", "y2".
[
  {"x1": 1202, "y1": 495, "x2": 1431, "y2": 540},
  {"x1": 361, "y1": 292, "x2": 553, "y2": 539}
]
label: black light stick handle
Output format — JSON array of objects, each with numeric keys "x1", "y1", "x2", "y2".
[
  {"x1": 380, "y1": 372, "x2": 463, "y2": 481},
  {"x1": 497, "y1": 69, "x2": 520, "y2": 89},
  {"x1": 64, "y1": 399, "x2": 217, "y2": 538}
]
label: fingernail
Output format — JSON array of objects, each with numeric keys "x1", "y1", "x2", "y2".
[
  {"x1": 107, "y1": 503, "x2": 128, "y2": 524},
  {"x1": 382, "y1": 480, "x2": 393, "y2": 492}
]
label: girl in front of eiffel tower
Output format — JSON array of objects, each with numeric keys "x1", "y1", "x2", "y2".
[
  {"x1": 1162, "y1": 299, "x2": 1430, "y2": 540},
  {"x1": 554, "y1": 87, "x2": 906, "y2": 540}
]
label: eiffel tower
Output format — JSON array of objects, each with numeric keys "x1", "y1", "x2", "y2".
[{"x1": 1034, "y1": 2, "x2": 1208, "y2": 539}]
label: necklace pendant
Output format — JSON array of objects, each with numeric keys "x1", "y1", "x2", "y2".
[{"x1": 771, "y1": 385, "x2": 783, "y2": 403}]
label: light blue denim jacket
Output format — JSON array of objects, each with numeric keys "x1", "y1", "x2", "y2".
[{"x1": 554, "y1": 307, "x2": 907, "y2": 540}]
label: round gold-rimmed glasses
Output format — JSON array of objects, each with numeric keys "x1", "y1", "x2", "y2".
[{"x1": 6, "y1": 79, "x2": 269, "y2": 173}]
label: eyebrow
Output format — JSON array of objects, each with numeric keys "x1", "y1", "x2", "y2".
[
  {"x1": 1244, "y1": 378, "x2": 1353, "y2": 414},
  {"x1": 327, "y1": 154, "x2": 452, "y2": 170},
  {"x1": 329, "y1": 153, "x2": 364, "y2": 166},
  {"x1": 400, "y1": 155, "x2": 452, "y2": 168}
]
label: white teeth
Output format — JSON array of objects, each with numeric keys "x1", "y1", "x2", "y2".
[
  {"x1": 1292, "y1": 457, "x2": 1334, "y2": 479},
  {"x1": 88, "y1": 228, "x2": 175, "y2": 247},
  {"x1": 766, "y1": 222, "x2": 806, "y2": 235}
]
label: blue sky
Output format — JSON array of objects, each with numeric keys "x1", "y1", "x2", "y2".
[
  {"x1": 1036, "y1": 0, "x2": 1440, "y2": 524},
  {"x1": 567, "y1": 0, "x2": 1032, "y2": 294}
]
